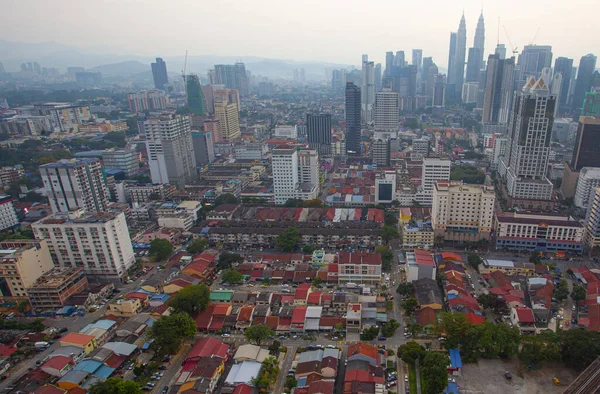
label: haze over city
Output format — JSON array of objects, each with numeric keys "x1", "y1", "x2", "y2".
[{"x1": 1, "y1": 0, "x2": 599, "y2": 66}]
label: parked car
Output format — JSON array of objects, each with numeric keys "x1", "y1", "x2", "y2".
[
  {"x1": 377, "y1": 336, "x2": 387, "y2": 341},
  {"x1": 221, "y1": 333, "x2": 231, "y2": 338}
]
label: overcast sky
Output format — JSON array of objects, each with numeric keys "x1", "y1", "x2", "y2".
[{"x1": 2, "y1": 0, "x2": 599, "y2": 67}]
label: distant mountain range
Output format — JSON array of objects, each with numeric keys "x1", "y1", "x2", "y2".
[{"x1": 0, "y1": 40, "x2": 353, "y2": 80}]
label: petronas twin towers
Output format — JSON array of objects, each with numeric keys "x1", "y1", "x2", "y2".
[{"x1": 448, "y1": 11, "x2": 485, "y2": 97}]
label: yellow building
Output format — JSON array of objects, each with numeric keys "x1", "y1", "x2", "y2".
[
  {"x1": 59, "y1": 333, "x2": 97, "y2": 354},
  {"x1": 107, "y1": 296, "x2": 145, "y2": 317},
  {"x1": 0, "y1": 239, "x2": 55, "y2": 300}
]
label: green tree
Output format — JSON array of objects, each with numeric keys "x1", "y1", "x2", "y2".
[
  {"x1": 421, "y1": 352, "x2": 450, "y2": 394},
  {"x1": 396, "y1": 282, "x2": 415, "y2": 298},
  {"x1": 334, "y1": 323, "x2": 345, "y2": 334},
  {"x1": 450, "y1": 165, "x2": 485, "y2": 184},
  {"x1": 559, "y1": 329, "x2": 600, "y2": 371},
  {"x1": 149, "y1": 313, "x2": 196, "y2": 355},
  {"x1": 302, "y1": 244, "x2": 315, "y2": 254},
  {"x1": 554, "y1": 279, "x2": 569, "y2": 302},
  {"x1": 218, "y1": 252, "x2": 244, "y2": 270},
  {"x1": 312, "y1": 277, "x2": 323, "y2": 287},
  {"x1": 169, "y1": 284, "x2": 210, "y2": 316},
  {"x1": 283, "y1": 198, "x2": 305, "y2": 207},
  {"x1": 407, "y1": 322, "x2": 423, "y2": 338},
  {"x1": 304, "y1": 198, "x2": 324, "y2": 208},
  {"x1": 381, "y1": 319, "x2": 400, "y2": 337},
  {"x1": 284, "y1": 376, "x2": 298, "y2": 391},
  {"x1": 384, "y1": 212, "x2": 398, "y2": 227},
  {"x1": 16, "y1": 300, "x2": 29, "y2": 314},
  {"x1": 268, "y1": 340, "x2": 281, "y2": 354},
  {"x1": 149, "y1": 238, "x2": 173, "y2": 261},
  {"x1": 214, "y1": 193, "x2": 239, "y2": 206},
  {"x1": 571, "y1": 285, "x2": 587, "y2": 307},
  {"x1": 361, "y1": 326, "x2": 380, "y2": 341},
  {"x1": 244, "y1": 324, "x2": 275, "y2": 345},
  {"x1": 398, "y1": 341, "x2": 425, "y2": 365},
  {"x1": 477, "y1": 293, "x2": 506, "y2": 313},
  {"x1": 519, "y1": 331, "x2": 561, "y2": 368},
  {"x1": 529, "y1": 251, "x2": 542, "y2": 264},
  {"x1": 132, "y1": 174, "x2": 152, "y2": 183},
  {"x1": 276, "y1": 227, "x2": 301, "y2": 251},
  {"x1": 381, "y1": 225, "x2": 399, "y2": 243},
  {"x1": 404, "y1": 118, "x2": 419, "y2": 129},
  {"x1": 90, "y1": 378, "x2": 141, "y2": 394},
  {"x1": 375, "y1": 245, "x2": 394, "y2": 272},
  {"x1": 222, "y1": 270, "x2": 243, "y2": 284},
  {"x1": 467, "y1": 253, "x2": 483, "y2": 269},
  {"x1": 403, "y1": 298, "x2": 418, "y2": 316},
  {"x1": 187, "y1": 239, "x2": 209, "y2": 254},
  {"x1": 251, "y1": 356, "x2": 280, "y2": 389}
]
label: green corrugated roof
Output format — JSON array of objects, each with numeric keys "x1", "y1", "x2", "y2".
[{"x1": 210, "y1": 290, "x2": 234, "y2": 301}]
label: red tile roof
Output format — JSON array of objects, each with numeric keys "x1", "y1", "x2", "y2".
[
  {"x1": 338, "y1": 251, "x2": 382, "y2": 266},
  {"x1": 292, "y1": 306, "x2": 308, "y2": 323},
  {"x1": 0, "y1": 344, "x2": 17, "y2": 357},
  {"x1": 295, "y1": 284, "x2": 311, "y2": 300},
  {"x1": 125, "y1": 292, "x2": 149, "y2": 300},
  {"x1": 213, "y1": 304, "x2": 231, "y2": 316},
  {"x1": 60, "y1": 333, "x2": 95, "y2": 346},
  {"x1": 465, "y1": 313, "x2": 486, "y2": 325},
  {"x1": 414, "y1": 249, "x2": 435, "y2": 266},
  {"x1": 319, "y1": 316, "x2": 345, "y2": 327},
  {"x1": 307, "y1": 292, "x2": 322, "y2": 305},
  {"x1": 186, "y1": 337, "x2": 229, "y2": 361},
  {"x1": 514, "y1": 306, "x2": 535, "y2": 324},
  {"x1": 195, "y1": 304, "x2": 215, "y2": 330},
  {"x1": 232, "y1": 384, "x2": 253, "y2": 394},
  {"x1": 440, "y1": 252, "x2": 462, "y2": 261},
  {"x1": 415, "y1": 306, "x2": 437, "y2": 326},
  {"x1": 41, "y1": 356, "x2": 72, "y2": 370},
  {"x1": 237, "y1": 306, "x2": 254, "y2": 322},
  {"x1": 34, "y1": 386, "x2": 66, "y2": 394},
  {"x1": 348, "y1": 342, "x2": 378, "y2": 361}
]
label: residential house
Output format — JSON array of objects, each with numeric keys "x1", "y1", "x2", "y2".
[{"x1": 510, "y1": 306, "x2": 536, "y2": 334}]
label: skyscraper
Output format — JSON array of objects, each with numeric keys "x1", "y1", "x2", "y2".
[
  {"x1": 144, "y1": 114, "x2": 197, "y2": 187},
  {"x1": 412, "y1": 50, "x2": 423, "y2": 70},
  {"x1": 474, "y1": 11, "x2": 485, "y2": 64},
  {"x1": 372, "y1": 139, "x2": 391, "y2": 167},
  {"x1": 447, "y1": 33, "x2": 457, "y2": 85},
  {"x1": 394, "y1": 51, "x2": 405, "y2": 68},
  {"x1": 214, "y1": 63, "x2": 249, "y2": 96},
  {"x1": 499, "y1": 77, "x2": 556, "y2": 205},
  {"x1": 186, "y1": 75, "x2": 207, "y2": 116},
  {"x1": 272, "y1": 147, "x2": 319, "y2": 205},
  {"x1": 306, "y1": 114, "x2": 332, "y2": 155},
  {"x1": 361, "y1": 56, "x2": 375, "y2": 125},
  {"x1": 191, "y1": 131, "x2": 215, "y2": 166},
  {"x1": 345, "y1": 82, "x2": 361, "y2": 155},
  {"x1": 517, "y1": 45, "x2": 553, "y2": 83},
  {"x1": 572, "y1": 54, "x2": 598, "y2": 113},
  {"x1": 39, "y1": 158, "x2": 111, "y2": 214},
  {"x1": 332, "y1": 69, "x2": 347, "y2": 92},
  {"x1": 374, "y1": 90, "x2": 400, "y2": 132},
  {"x1": 466, "y1": 48, "x2": 483, "y2": 82},
  {"x1": 214, "y1": 99, "x2": 241, "y2": 141},
  {"x1": 554, "y1": 57, "x2": 574, "y2": 110},
  {"x1": 151, "y1": 57, "x2": 168, "y2": 90},
  {"x1": 385, "y1": 52, "x2": 395, "y2": 77},
  {"x1": 495, "y1": 44, "x2": 507, "y2": 60},
  {"x1": 482, "y1": 55, "x2": 516, "y2": 124},
  {"x1": 570, "y1": 103, "x2": 600, "y2": 171},
  {"x1": 452, "y1": 14, "x2": 467, "y2": 97},
  {"x1": 433, "y1": 74, "x2": 446, "y2": 107},
  {"x1": 375, "y1": 63, "x2": 382, "y2": 92}
]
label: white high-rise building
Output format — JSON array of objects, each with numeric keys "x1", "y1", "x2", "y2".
[
  {"x1": 361, "y1": 56, "x2": 375, "y2": 125},
  {"x1": 272, "y1": 146, "x2": 319, "y2": 205},
  {"x1": 432, "y1": 181, "x2": 496, "y2": 242},
  {"x1": 32, "y1": 209, "x2": 135, "y2": 281},
  {"x1": 575, "y1": 167, "x2": 600, "y2": 210},
  {"x1": 499, "y1": 77, "x2": 556, "y2": 204},
  {"x1": 143, "y1": 114, "x2": 197, "y2": 188},
  {"x1": 40, "y1": 158, "x2": 110, "y2": 214},
  {"x1": 0, "y1": 195, "x2": 18, "y2": 232},
  {"x1": 585, "y1": 187, "x2": 600, "y2": 249},
  {"x1": 417, "y1": 158, "x2": 451, "y2": 205},
  {"x1": 462, "y1": 82, "x2": 479, "y2": 104},
  {"x1": 374, "y1": 90, "x2": 400, "y2": 132}
]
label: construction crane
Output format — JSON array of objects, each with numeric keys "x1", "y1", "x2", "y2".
[
  {"x1": 503, "y1": 26, "x2": 519, "y2": 55},
  {"x1": 181, "y1": 50, "x2": 188, "y2": 90},
  {"x1": 529, "y1": 27, "x2": 541, "y2": 45}
]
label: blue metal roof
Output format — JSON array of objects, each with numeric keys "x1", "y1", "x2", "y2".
[
  {"x1": 445, "y1": 382, "x2": 459, "y2": 394},
  {"x1": 449, "y1": 349, "x2": 462, "y2": 369}
]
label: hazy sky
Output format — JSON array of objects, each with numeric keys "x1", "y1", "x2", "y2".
[{"x1": 2, "y1": 0, "x2": 599, "y2": 67}]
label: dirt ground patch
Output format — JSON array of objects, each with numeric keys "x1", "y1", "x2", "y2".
[{"x1": 454, "y1": 358, "x2": 576, "y2": 394}]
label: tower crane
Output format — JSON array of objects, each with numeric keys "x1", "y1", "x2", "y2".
[
  {"x1": 181, "y1": 50, "x2": 188, "y2": 91},
  {"x1": 503, "y1": 26, "x2": 519, "y2": 56}
]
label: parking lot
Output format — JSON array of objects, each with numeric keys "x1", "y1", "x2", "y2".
[{"x1": 456, "y1": 358, "x2": 576, "y2": 394}]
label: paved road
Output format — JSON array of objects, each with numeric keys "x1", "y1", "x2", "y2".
[
  {"x1": 273, "y1": 345, "x2": 296, "y2": 394},
  {"x1": 155, "y1": 342, "x2": 191, "y2": 394},
  {"x1": 415, "y1": 357, "x2": 422, "y2": 394}
]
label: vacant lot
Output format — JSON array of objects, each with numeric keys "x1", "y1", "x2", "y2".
[{"x1": 456, "y1": 358, "x2": 576, "y2": 394}]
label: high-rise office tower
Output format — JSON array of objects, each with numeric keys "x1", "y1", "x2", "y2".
[
  {"x1": 144, "y1": 114, "x2": 197, "y2": 187},
  {"x1": 572, "y1": 54, "x2": 598, "y2": 113},
  {"x1": 332, "y1": 69, "x2": 347, "y2": 92},
  {"x1": 418, "y1": 158, "x2": 451, "y2": 205},
  {"x1": 452, "y1": 14, "x2": 467, "y2": 97},
  {"x1": 272, "y1": 147, "x2": 319, "y2": 205},
  {"x1": 554, "y1": 57, "x2": 573, "y2": 111},
  {"x1": 473, "y1": 11, "x2": 485, "y2": 67},
  {"x1": 151, "y1": 57, "x2": 168, "y2": 90},
  {"x1": 374, "y1": 90, "x2": 400, "y2": 132},
  {"x1": 186, "y1": 75, "x2": 207, "y2": 116},
  {"x1": 518, "y1": 45, "x2": 553, "y2": 83},
  {"x1": 372, "y1": 139, "x2": 391, "y2": 167},
  {"x1": 425, "y1": 63, "x2": 439, "y2": 97},
  {"x1": 412, "y1": 50, "x2": 423, "y2": 70},
  {"x1": 39, "y1": 158, "x2": 111, "y2": 214},
  {"x1": 375, "y1": 63, "x2": 382, "y2": 92},
  {"x1": 128, "y1": 90, "x2": 167, "y2": 112},
  {"x1": 191, "y1": 131, "x2": 215, "y2": 166},
  {"x1": 214, "y1": 63, "x2": 249, "y2": 96},
  {"x1": 394, "y1": 51, "x2": 405, "y2": 68},
  {"x1": 482, "y1": 55, "x2": 516, "y2": 124},
  {"x1": 447, "y1": 33, "x2": 457, "y2": 85},
  {"x1": 570, "y1": 102, "x2": 600, "y2": 171},
  {"x1": 433, "y1": 74, "x2": 446, "y2": 107},
  {"x1": 385, "y1": 52, "x2": 395, "y2": 77},
  {"x1": 499, "y1": 77, "x2": 556, "y2": 203},
  {"x1": 466, "y1": 48, "x2": 483, "y2": 82},
  {"x1": 214, "y1": 99, "x2": 241, "y2": 141},
  {"x1": 581, "y1": 92, "x2": 600, "y2": 116},
  {"x1": 361, "y1": 56, "x2": 375, "y2": 124},
  {"x1": 345, "y1": 82, "x2": 362, "y2": 154},
  {"x1": 306, "y1": 114, "x2": 332, "y2": 155},
  {"x1": 422, "y1": 57, "x2": 433, "y2": 78},
  {"x1": 495, "y1": 44, "x2": 507, "y2": 60},
  {"x1": 551, "y1": 73, "x2": 563, "y2": 117}
]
